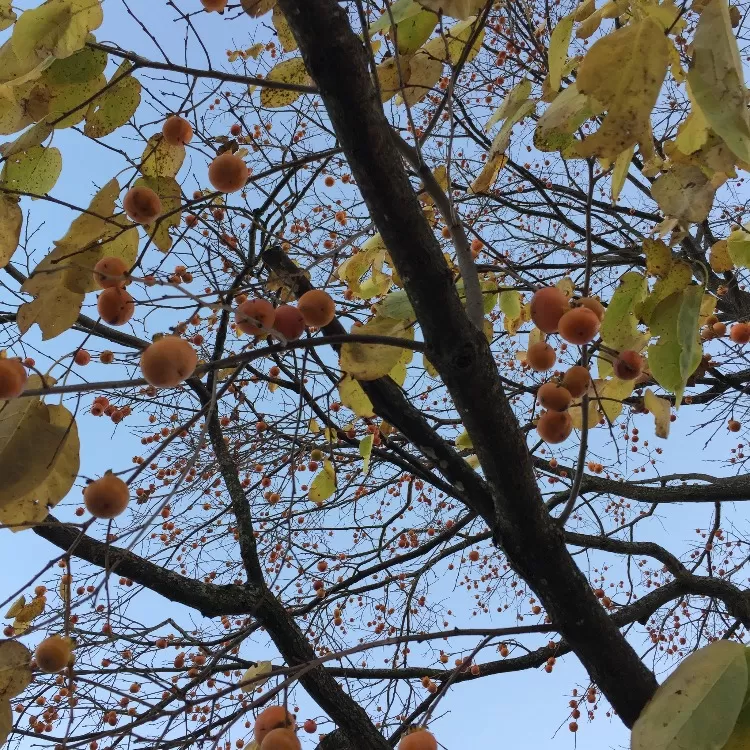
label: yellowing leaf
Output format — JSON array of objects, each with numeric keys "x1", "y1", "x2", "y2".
[
  {"x1": 548, "y1": 13, "x2": 575, "y2": 94},
  {"x1": 4, "y1": 598, "x2": 24, "y2": 619},
  {"x1": 643, "y1": 238, "x2": 673, "y2": 277},
  {"x1": 631, "y1": 640, "x2": 747, "y2": 750},
  {"x1": 0, "y1": 640, "x2": 32, "y2": 699},
  {"x1": 10, "y1": 595, "x2": 45, "y2": 633},
  {"x1": 1, "y1": 145, "x2": 62, "y2": 195},
  {"x1": 388, "y1": 347, "x2": 413, "y2": 386},
  {"x1": 455, "y1": 429, "x2": 473, "y2": 450},
  {"x1": 140, "y1": 134, "x2": 184, "y2": 179},
  {"x1": 727, "y1": 227, "x2": 750, "y2": 268},
  {"x1": 597, "y1": 376, "x2": 636, "y2": 422},
  {"x1": 241, "y1": 0, "x2": 276, "y2": 17},
  {"x1": 611, "y1": 145, "x2": 633, "y2": 203},
  {"x1": 340, "y1": 317, "x2": 414, "y2": 381},
  {"x1": 400, "y1": 48, "x2": 442, "y2": 105},
  {"x1": 534, "y1": 83, "x2": 597, "y2": 154},
  {"x1": 0, "y1": 697, "x2": 11, "y2": 747},
  {"x1": 377, "y1": 55, "x2": 410, "y2": 102},
  {"x1": 309, "y1": 460, "x2": 336, "y2": 504},
  {"x1": 396, "y1": 10, "x2": 438, "y2": 54},
  {"x1": 423, "y1": 17, "x2": 484, "y2": 63},
  {"x1": 375, "y1": 289, "x2": 416, "y2": 321},
  {"x1": 688, "y1": 0, "x2": 750, "y2": 164},
  {"x1": 416, "y1": 0, "x2": 484, "y2": 18},
  {"x1": 271, "y1": 6, "x2": 297, "y2": 52},
  {"x1": 644, "y1": 388, "x2": 671, "y2": 438},
  {"x1": 422, "y1": 353, "x2": 438, "y2": 377},
  {"x1": 0, "y1": 404, "x2": 80, "y2": 532},
  {"x1": 0, "y1": 194, "x2": 21, "y2": 268},
  {"x1": 601, "y1": 272, "x2": 648, "y2": 351},
  {"x1": 651, "y1": 164, "x2": 717, "y2": 224},
  {"x1": 638, "y1": 261, "x2": 693, "y2": 324},
  {"x1": 0, "y1": 0, "x2": 16, "y2": 31},
  {"x1": 647, "y1": 286, "x2": 704, "y2": 405},
  {"x1": 135, "y1": 175, "x2": 181, "y2": 252},
  {"x1": 370, "y1": 0, "x2": 423, "y2": 33},
  {"x1": 338, "y1": 375, "x2": 375, "y2": 418},
  {"x1": 336, "y1": 235, "x2": 393, "y2": 299},
  {"x1": 499, "y1": 289, "x2": 521, "y2": 319},
  {"x1": 359, "y1": 434, "x2": 374, "y2": 474},
  {"x1": 260, "y1": 57, "x2": 311, "y2": 109},
  {"x1": 308, "y1": 418, "x2": 320, "y2": 434},
  {"x1": 44, "y1": 38, "x2": 107, "y2": 84},
  {"x1": 576, "y1": 19, "x2": 669, "y2": 158},
  {"x1": 84, "y1": 60, "x2": 141, "y2": 138},
  {"x1": 505, "y1": 301, "x2": 531, "y2": 335},
  {"x1": 240, "y1": 661, "x2": 272, "y2": 693},
  {"x1": 12, "y1": 0, "x2": 103, "y2": 64},
  {"x1": 710, "y1": 239, "x2": 733, "y2": 272},
  {"x1": 485, "y1": 79, "x2": 532, "y2": 131}
]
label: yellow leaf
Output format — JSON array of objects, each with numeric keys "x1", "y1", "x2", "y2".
[
  {"x1": 455, "y1": 429, "x2": 473, "y2": 450},
  {"x1": 271, "y1": 6, "x2": 297, "y2": 52},
  {"x1": 376, "y1": 55, "x2": 410, "y2": 102},
  {"x1": 338, "y1": 375, "x2": 375, "y2": 418},
  {"x1": 0, "y1": 404, "x2": 80, "y2": 532},
  {"x1": 84, "y1": 60, "x2": 141, "y2": 138},
  {"x1": 597, "y1": 376, "x2": 637, "y2": 422},
  {"x1": 309, "y1": 460, "x2": 336, "y2": 504},
  {"x1": 651, "y1": 164, "x2": 716, "y2": 223},
  {"x1": 140, "y1": 133, "x2": 184, "y2": 179},
  {"x1": 643, "y1": 238, "x2": 673, "y2": 277},
  {"x1": 631, "y1": 640, "x2": 747, "y2": 750},
  {"x1": 470, "y1": 152, "x2": 507, "y2": 193},
  {"x1": 534, "y1": 83, "x2": 597, "y2": 154},
  {"x1": 499, "y1": 289, "x2": 521, "y2": 318},
  {"x1": 0, "y1": 194, "x2": 21, "y2": 268},
  {"x1": 688, "y1": 0, "x2": 750, "y2": 164},
  {"x1": 485, "y1": 79, "x2": 532, "y2": 131},
  {"x1": 388, "y1": 347, "x2": 413, "y2": 386},
  {"x1": 575, "y1": 12, "x2": 602, "y2": 39},
  {"x1": 359, "y1": 434, "x2": 374, "y2": 474},
  {"x1": 1, "y1": 145, "x2": 62, "y2": 195},
  {"x1": 11, "y1": 596, "x2": 45, "y2": 633},
  {"x1": 504, "y1": 301, "x2": 531, "y2": 335},
  {"x1": 611, "y1": 145, "x2": 633, "y2": 203},
  {"x1": 422, "y1": 354, "x2": 438, "y2": 377},
  {"x1": 416, "y1": 0, "x2": 484, "y2": 19},
  {"x1": 240, "y1": 661, "x2": 272, "y2": 693},
  {"x1": 400, "y1": 48, "x2": 442, "y2": 105},
  {"x1": 0, "y1": 640, "x2": 32, "y2": 699},
  {"x1": 308, "y1": 418, "x2": 320, "y2": 434},
  {"x1": 644, "y1": 388, "x2": 671, "y2": 438},
  {"x1": 336, "y1": 235, "x2": 392, "y2": 299},
  {"x1": 576, "y1": 18, "x2": 669, "y2": 158},
  {"x1": 710, "y1": 239, "x2": 733, "y2": 272},
  {"x1": 574, "y1": 0, "x2": 596, "y2": 21},
  {"x1": 260, "y1": 57, "x2": 311, "y2": 109},
  {"x1": 548, "y1": 13, "x2": 575, "y2": 94},
  {"x1": 674, "y1": 96, "x2": 711, "y2": 156},
  {"x1": 340, "y1": 317, "x2": 414, "y2": 381},
  {"x1": 241, "y1": 0, "x2": 276, "y2": 17},
  {"x1": 0, "y1": 0, "x2": 16, "y2": 31},
  {"x1": 4, "y1": 597, "x2": 24, "y2": 619},
  {"x1": 0, "y1": 697, "x2": 11, "y2": 747}
]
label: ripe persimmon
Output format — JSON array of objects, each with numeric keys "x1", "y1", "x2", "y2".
[
  {"x1": 303, "y1": 719, "x2": 317, "y2": 733},
  {"x1": 576, "y1": 296, "x2": 605, "y2": 321},
  {"x1": 260, "y1": 728, "x2": 301, "y2": 750},
  {"x1": 536, "y1": 410, "x2": 573, "y2": 444},
  {"x1": 254, "y1": 706, "x2": 295, "y2": 745},
  {"x1": 84, "y1": 474, "x2": 129, "y2": 519},
  {"x1": 558, "y1": 307, "x2": 600, "y2": 345},
  {"x1": 537, "y1": 382, "x2": 572, "y2": 411},
  {"x1": 730, "y1": 322, "x2": 750, "y2": 344},
  {"x1": 526, "y1": 342, "x2": 556, "y2": 371},
  {"x1": 97, "y1": 287, "x2": 135, "y2": 326},
  {"x1": 93, "y1": 256, "x2": 128, "y2": 289},
  {"x1": 398, "y1": 729, "x2": 438, "y2": 750},
  {"x1": 35, "y1": 636, "x2": 73, "y2": 673},
  {"x1": 0, "y1": 358, "x2": 27, "y2": 399},
  {"x1": 201, "y1": 0, "x2": 227, "y2": 9},
  {"x1": 530, "y1": 286, "x2": 569, "y2": 333},
  {"x1": 729, "y1": 419, "x2": 741, "y2": 432},
  {"x1": 298, "y1": 290, "x2": 335, "y2": 327},
  {"x1": 561, "y1": 365, "x2": 590, "y2": 398},
  {"x1": 273, "y1": 305, "x2": 305, "y2": 341},
  {"x1": 74, "y1": 349, "x2": 91, "y2": 366},
  {"x1": 162, "y1": 115, "x2": 193, "y2": 146},
  {"x1": 236, "y1": 299, "x2": 276, "y2": 335},
  {"x1": 140, "y1": 336, "x2": 198, "y2": 388},
  {"x1": 613, "y1": 350, "x2": 643, "y2": 380},
  {"x1": 123, "y1": 186, "x2": 162, "y2": 225},
  {"x1": 208, "y1": 152, "x2": 248, "y2": 193}
]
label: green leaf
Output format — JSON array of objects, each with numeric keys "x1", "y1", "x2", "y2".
[
  {"x1": 370, "y1": 0, "x2": 423, "y2": 34},
  {"x1": 359, "y1": 434, "x2": 374, "y2": 474},
  {"x1": 338, "y1": 375, "x2": 375, "y2": 418},
  {"x1": 647, "y1": 287, "x2": 704, "y2": 406},
  {"x1": 84, "y1": 60, "x2": 141, "y2": 138},
  {"x1": 688, "y1": 0, "x2": 750, "y2": 164},
  {"x1": 600, "y1": 272, "x2": 647, "y2": 351},
  {"x1": 534, "y1": 83, "x2": 597, "y2": 154},
  {"x1": 46, "y1": 71, "x2": 106, "y2": 129},
  {"x1": 1, "y1": 145, "x2": 62, "y2": 195},
  {"x1": 139, "y1": 133, "x2": 184, "y2": 179},
  {"x1": 638, "y1": 261, "x2": 693, "y2": 325},
  {"x1": 455, "y1": 429, "x2": 473, "y2": 450},
  {"x1": 631, "y1": 640, "x2": 748, "y2": 750},
  {"x1": 375, "y1": 289, "x2": 416, "y2": 321},
  {"x1": 309, "y1": 460, "x2": 336, "y2": 504},
  {"x1": 499, "y1": 289, "x2": 521, "y2": 319},
  {"x1": 0, "y1": 195, "x2": 21, "y2": 268},
  {"x1": 340, "y1": 316, "x2": 414, "y2": 381},
  {"x1": 0, "y1": 120, "x2": 54, "y2": 158},
  {"x1": 43, "y1": 37, "x2": 107, "y2": 83},
  {"x1": 727, "y1": 227, "x2": 750, "y2": 268},
  {"x1": 396, "y1": 10, "x2": 437, "y2": 55},
  {"x1": 548, "y1": 13, "x2": 575, "y2": 94}
]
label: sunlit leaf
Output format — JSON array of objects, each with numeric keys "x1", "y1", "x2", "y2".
[
  {"x1": 400, "y1": 48, "x2": 442, "y2": 105},
  {"x1": 600, "y1": 272, "x2": 647, "y2": 351},
  {"x1": 727, "y1": 227, "x2": 750, "y2": 268},
  {"x1": 1, "y1": 145, "x2": 62, "y2": 196},
  {"x1": 370, "y1": 0, "x2": 423, "y2": 33},
  {"x1": 84, "y1": 60, "x2": 141, "y2": 138},
  {"x1": 338, "y1": 375, "x2": 375, "y2": 418},
  {"x1": 309, "y1": 460, "x2": 336, "y2": 504},
  {"x1": 644, "y1": 388, "x2": 671, "y2": 439},
  {"x1": 396, "y1": 10, "x2": 438, "y2": 54},
  {"x1": 140, "y1": 134, "x2": 184, "y2": 179},
  {"x1": 260, "y1": 57, "x2": 311, "y2": 109},
  {"x1": 548, "y1": 13, "x2": 575, "y2": 94},
  {"x1": 388, "y1": 346, "x2": 413, "y2": 386},
  {"x1": 455, "y1": 429, "x2": 473, "y2": 450},
  {"x1": 271, "y1": 6, "x2": 297, "y2": 52},
  {"x1": 422, "y1": 17, "x2": 484, "y2": 63},
  {"x1": 9, "y1": 595, "x2": 45, "y2": 633},
  {"x1": 359, "y1": 434, "x2": 374, "y2": 474},
  {"x1": 576, "y1": 18, "x2": 669, "y2": 158},
  {"x1": 0, "y1": 195, "x2": 21, "y2": 268},
  {"x1": 631, "y1": 640, "x2": 747, "y2": 750},
  {"x1": 416, "y1": 0, "x2": 484, "y2": 18},
  {"x1": 377, "y1": 55, "x2": 411, "y2": 102},
  {"x1": 688, "y1": 0, "x2": 750, "y2": 164},
  {"x1": 340, "y1": 317, "x2": 414, "y2": 381},
  {"x1": 337, "y1": 235, "x2": 393, "y2": 300},
  {"x1": 240, "y1": 661, "x2": 272, "y2": 693}
]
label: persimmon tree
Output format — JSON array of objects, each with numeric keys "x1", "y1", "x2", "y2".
[{"x1": 3, "y1": 0, "x2": 750, "y2": 747}]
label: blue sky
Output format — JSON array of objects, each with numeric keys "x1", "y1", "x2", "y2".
[{"x1": 1, "y1": 2, "x2": 748, "y2": 749}]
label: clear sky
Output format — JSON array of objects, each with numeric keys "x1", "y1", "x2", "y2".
[{"x1": 1, "y1": 2, "x2": 748, "y2": 750}]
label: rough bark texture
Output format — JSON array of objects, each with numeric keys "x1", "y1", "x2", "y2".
[{"x1": 276, "y1": 0, "x2": 658, "y2": 726}]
